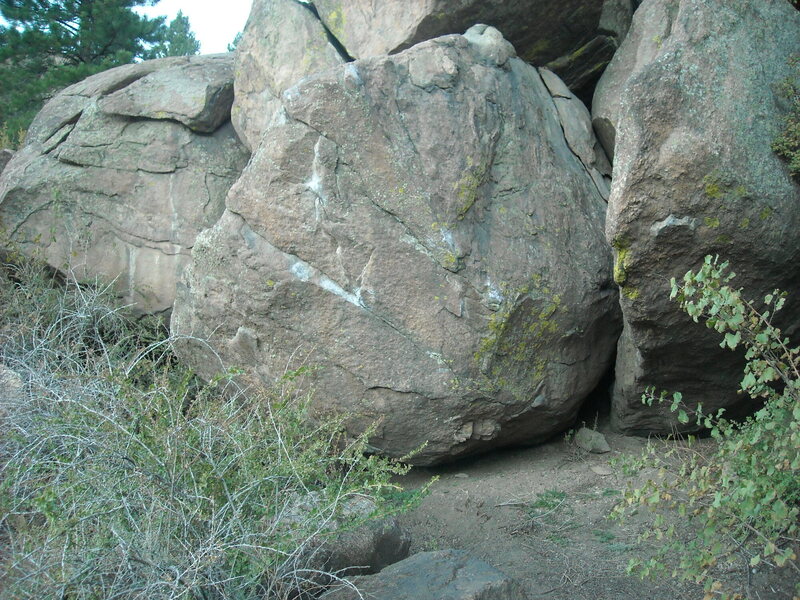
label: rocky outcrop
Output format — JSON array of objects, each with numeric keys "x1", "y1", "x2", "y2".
[
  {"x1": 0, "y1": 55, "x2": 249, "y2": 314},
  {"x1": 592, "y1": 0, "x2": 800, "y2": 433},
  {"x1": 312, "y1": 0, "x2": 635, "y2": 100},
  {"x1": 321, "y1": 549, "x2": 528, "y2": 600},
  {"x1": 231, "y1": 0, "x2": 345, "y2": 150},
  {"x1": 172, "y1": 27, "x2": 620, "y2": 465}
]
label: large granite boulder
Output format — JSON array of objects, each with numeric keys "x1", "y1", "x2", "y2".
[
  {"x1": 231, "y1": 0, "x2": 345, "y2": 150},
  {"x1": 0, "y1": 55, "x2": 250, "y2": 314},
  {"x1": 592, "y1": 0, "x2": 800, "y2": 433},
  {"x1": 172, "y1": 27, "x2": 620, "y2": 465},
  {"x1": 312, "y1": 0, "x2": 635, "y2": 100},
  {"x1": 321, "y1": 549, "x2": 528, "y2": 600}
]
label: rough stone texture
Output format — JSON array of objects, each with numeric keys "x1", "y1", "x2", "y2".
[
  {"x1": 593, "y1": 0, "x2": 800, "y2": 433},
  {"x1": 539, "y1": 68, "x2": 612, "y2": 198},
  {"x1": 312, "y1": 0, "x2": 634, "y2": 100},
  {"x1": 98, "y1": 54, "x2": 234, "y2": 133},
  {"x1": 231, "y1": 0, "x2": 345, "y2": 150},
  {"x1": 0, "y1": 149, "x2": 14, "y2": 175},
  {"x1": 279, "y1": 493, "x2": 411, "y2": 582},
  {"x1": 0, "y1": 55, "x2": 249, "y2": 314},
  {"x1": 320, "y1": 549, "x2": 529, "y2": 600},
  {"x1": 172, "y1": 27, "x2": 620, "y2": 465},
  {"x1": 574, "y1": 427, "x2": 611, "y2": 454},
  {"x1": 321, "y1": 515, "x2": 411, "y2": 577}
]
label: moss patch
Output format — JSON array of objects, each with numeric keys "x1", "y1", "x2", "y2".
[
  {"x1": 622, "y1": 286, "x2": 640, "y2": 300},
  {"x1": 455, "y1": 163, "x2": 488, "y2": 220},
  {"x1": 611, "y1": 236, "x2": 631, "y2": 286}
]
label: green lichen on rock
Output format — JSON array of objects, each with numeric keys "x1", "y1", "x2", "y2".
[
  {"x1": 611, "y1": 236, "x2": 631, "y2": 286},
  {"x1": 760, "y1": 206, "x2": 773, "y2": 220},
  {"x1": 454, "y1": 163, "x2": 488, "y2": 220},
  {"x1": 704, "y1": 216, "x2": 720, "y2": 228},
  {"x1": 622, "y1": 286, "x2": 640, "y2": 300},
  {"x1": 702, "y1": 171, "x2": 747, "y2": 202},
  {"x1": 703, "y1": 173, "x2": 724, "y2": 199},
  {"x1": 323, "y1": 5, "x2": 346, "y2": 42},
  {"x1": 471, "y1": 278, "x2": 564, "y2": 400},
  {"x1": 714, "y1": 234, "x2": 732, "y2": 245},
  {"x1": 521, "y1": 38, "x2": 551, "y2": 63}
]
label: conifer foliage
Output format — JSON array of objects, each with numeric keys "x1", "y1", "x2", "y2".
[{"x1": 0, "y1": 1, "x2": 200, "y2": 147}]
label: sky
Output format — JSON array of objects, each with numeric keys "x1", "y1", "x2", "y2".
[{"x1": 135, "y1": 0, "x2": 253, "y2": 55}]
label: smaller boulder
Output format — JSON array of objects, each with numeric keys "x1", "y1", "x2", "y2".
[
  {"x1": 321, "y1": 549, "x2": 528, "y2": 600},
  {"x1": 278, "y1": 493, "x2": 410, "y2": 583},
  {"x1": 574, "y1": 427, "x2": 611, "y2": 454},
  {"x1": 98, "y1": 54, "x2": 234, "y2": 133}
]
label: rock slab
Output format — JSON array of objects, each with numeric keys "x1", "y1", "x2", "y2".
[
  {"x1": 592, "y1": 0, "x2": 800, "y2": 432},
  {"x1": 321, "y1": 549, "x2": 529, "y2": 600},
  {"x1": 172, "y1": 28, "x2": 620, "y2": 465}
]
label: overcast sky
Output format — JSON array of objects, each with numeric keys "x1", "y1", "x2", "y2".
[{"x1": 136, "y1": 0, "x2": 253, "y2": 55}]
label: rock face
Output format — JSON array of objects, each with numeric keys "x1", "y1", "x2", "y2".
[
  {"x1": 592, "y1": 0, "x2": 800, "y2": 433},
  {"x1": 312, "y1": 0, "x2": 634, "y2": 99},
  {"x1": 321, "y1": 549, "x2": 528, "y2": 600},
  {"x1": 0, "y1": 55, "x2": 249, "y2": 314},
  {"x1": 231, "y1": 0, "x2": 345, "y2": 150},
  {"x1": 172, "y1": 27, "x2": 620, "y2": 465}
]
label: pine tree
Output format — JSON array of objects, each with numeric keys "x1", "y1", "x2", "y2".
[
  {"x1": 0, "y1": 1, "x2": 198, "y2": 147},
  {"x1": 147, "y1": 10, "x2": 200, "y2": 58}
]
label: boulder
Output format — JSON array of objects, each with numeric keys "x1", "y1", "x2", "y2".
[
  {"x1": 278, "y1": 493, "x2": 411, "y2": 584},
  {"x1": 574, "y1": 427, "x2": 611, "y2": 454},
  {"x1": 231, "y1": 0, "x2": 345, "y2": 150},
  {"x1": 311, "y1": 0, "x2": 635, "y2": 100},
  {"x1": 0, "y1": 55, "x2": 250, "y2": 314},
  {"x1": 320, "y1": 549, "x2": 528, "y2": 600},
  {"x1": 592, "y1": 0, "x2": 800, "y2": 433},
  {"x1": 172, "y1": 27, "x2": 620, "y2": 465}
]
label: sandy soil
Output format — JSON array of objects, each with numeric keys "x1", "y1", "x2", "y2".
[{"x1": 393, "y1": 419, "x2": 797, "y2": 600}]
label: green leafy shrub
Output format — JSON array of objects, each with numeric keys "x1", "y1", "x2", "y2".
[
  {"x1": 772, "y1": 54, "x2": 800, "y2": 179},
  {"x1": 615, "y1": 255, "x2": 799, "y2": 599},
  {"x1": 0, "y1": 257, "x2": 423, "y2": 599}
]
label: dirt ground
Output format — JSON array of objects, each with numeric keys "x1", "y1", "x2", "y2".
[{"x1": 393, "y1": 417, "x2": 798, "y2": 600}]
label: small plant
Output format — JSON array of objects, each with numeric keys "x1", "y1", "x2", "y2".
[
  {"x1": 0, "y1": 256, "x2": 425, "y2": 599},
  {"x1": 615, "y1": 255, "x2": 799, "y2": 599},
  {"x1": 0, "y1": 122, "x2": 26, "y2": 149},
  {"x1": 772, "y1": 54, "x2": 800, "y2": 179}
]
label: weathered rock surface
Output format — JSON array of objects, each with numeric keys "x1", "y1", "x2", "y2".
[
  {"x1": 231, "y1": 0, "x2": 345, "y2": 150},
  {"x1": 312, "y1": 0, "x2": 634, "y2": 99},
  {"x1": 0, "y1": 55, "x2": 249, "y2": 314},
  {"x1": 593, "y1": 0, "x2": 800, "y2": 433},
  {"x1": 98, "y1": 56, "x2": 234, "y2": 133},
  {"x1": 321, "y1": 549, "x2": 529, "y2": 600},
  {"x1": 574, "y1": 427, "x2": 611, "y2": 454},
  {"x1": 172, "y1": 27, "x2": 620, "y2": 465},
  {"x1": 280, "y1": 493, "x2": 411, "y2": 583}
]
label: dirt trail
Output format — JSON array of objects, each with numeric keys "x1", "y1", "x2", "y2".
[{"x1": 394, "y1": 423, "x2": 795, "y2": 600}]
